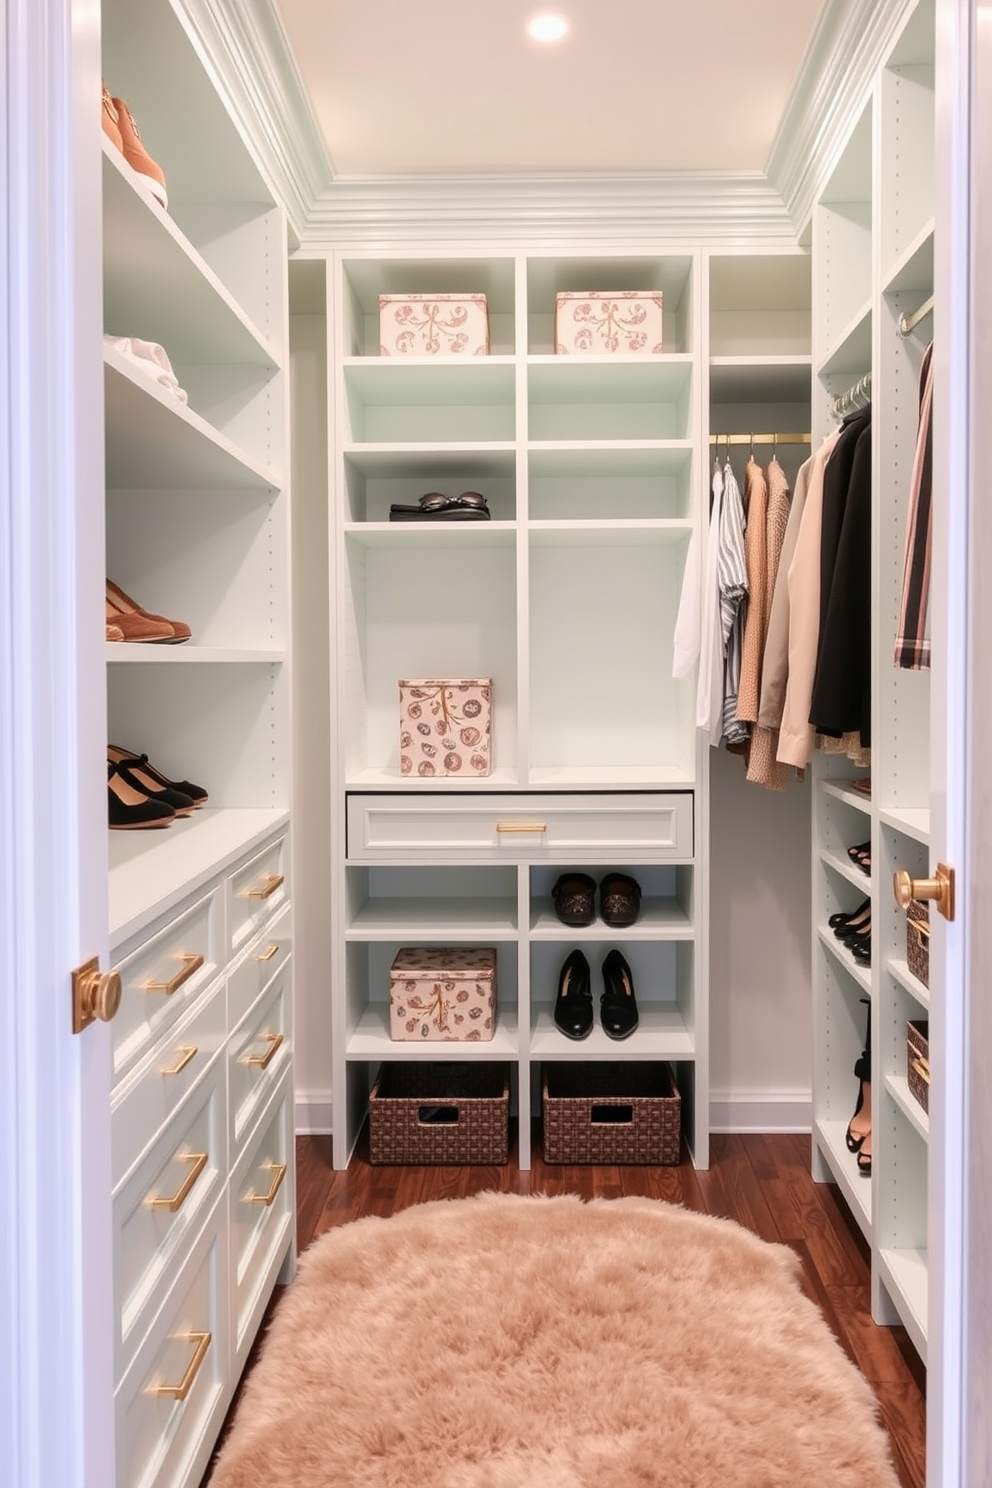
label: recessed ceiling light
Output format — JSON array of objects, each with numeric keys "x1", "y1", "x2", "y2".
[{"x1": 527, "y1": 13, "x2": 569, "y2": 43}]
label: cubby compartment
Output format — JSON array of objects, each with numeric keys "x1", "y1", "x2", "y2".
[
  {"x1": 529, "y1": 938, "x2": 696, "y2": 1059},
  {"x1": 339, "y1": 256, "x2": 517, "y2": 357},
  {"x1": 527, "y1": 358, "x2": 693, "y2": 442},
  {"x1": 528, "y1": 446, "x2": 693, "y2": 522},
  {"x1": 342, "y1": 362, "x2": 516, "y2": 444},
  {"x1": 709, "y1": 252, "x2": 812, "y2": 357},
  {"x1": 526, "y1": 255, "x2": 695, "y2": 355},
  {"x1": 342, "y1": 449, "x2": 516, "y2": 524},
  {"x1": 344, "y1": 865, "x2": 519, "y2": 939},
  {"x1": 815, "y1": 102, "x2": 874, "y2": 370},
  {"x1": 879, "y1": 0, "x2": 935, "y2": 277},
  {"x1": 876, "y1": 1101, "x2": 929, "y2": 1361},
  {"x1": 340, "y1": 535, "x2": 518, "y2": 785},
  {"x1": 528, "y1": 533, "x2": 695, "y2": 784},
  {"x1": 812, "y1": 950, "x2": 873, "y2": 1237},
  {"x1": 528, "y1": 863, "x2": 695, "y2": 939}
]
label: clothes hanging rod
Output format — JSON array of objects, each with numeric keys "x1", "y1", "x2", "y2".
[
  {"x1": 898, "y1": 293, "x2": 934, "y2": 337},
  {"x1": 708, "y1": 433, "x2": 811, "y2": 446},
  {"x1": 830, "y1": 371, "x2": 872, "y2": 419}
]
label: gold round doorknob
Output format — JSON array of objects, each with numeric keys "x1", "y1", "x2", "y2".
[
  {"x1": 893, "y1": 863, "x2": 955, "y2": 920},
  {"x1": 893, "y1": 869, "x2": 918, "y2": 909},
  {"x1": 80, "y1": 967, "x2": 122, "y2": 1023}
]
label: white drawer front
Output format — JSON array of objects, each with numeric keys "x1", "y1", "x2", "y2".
[
  {"x1": 228, "y1": 965, "x2": 292, "y2": 1156},
  {"x1": 228, "y1": 833, "x2": 289, "y2": 955},
  {"x1": 231, "y1": 1077, "x2": 294, "y2": 1363},
  {"x1": 227, "y1": 903, "x2": 292, "y2": 1030},
  {"x1": 114, "y1": 1064, "x2": 225, "y2": 1381},
  {"x1": 347, "y1": 792, "x2": 694, "y2": 862},
  {"x1": 112, "y1": 980, "x2": 227, "y2": 1189},
  {"x1": 116, "y1": 1206, "x2": 229, "y2": 1488},
  {"x1": 112, "y1": 887, "x2": 223, "y2": 1088}
]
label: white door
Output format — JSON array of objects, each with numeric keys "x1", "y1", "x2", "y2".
[
  {"x1": 928, "y1": 3, "x2": 992, "y2": 1482},
  {"x1": 0, "y1": 5, "x2": 116, "y2": 1486}
]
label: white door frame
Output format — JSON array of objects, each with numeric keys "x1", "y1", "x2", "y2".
[{"x1": 0, "y1": 2, "x2": 114, "y2": 1485}]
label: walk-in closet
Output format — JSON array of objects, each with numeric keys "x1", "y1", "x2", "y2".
[{"x1": 4, "y1": 1, "x2": 990, "y2": 1486}]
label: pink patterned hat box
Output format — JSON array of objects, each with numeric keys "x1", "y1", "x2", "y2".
[
  {"x1": 389, "y1": 947, "x2": 498, "y2": 1042},
  {"x1": 399, "y1": 678, "x2": 492, "y2": 778},
  {"x1": 379, "y1": 294, "x2": 490, "y2": 356},
  {"x1": 555, "y1": 291, "x2": 663, "y2": 354}
]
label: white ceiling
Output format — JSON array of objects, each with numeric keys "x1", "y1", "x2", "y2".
[{"x1": 272, "y1": 0, "x2": 826, "y2": 179}]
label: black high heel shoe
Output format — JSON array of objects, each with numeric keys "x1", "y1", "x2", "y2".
[
  {"x1": 846, "y1": 839, "x2": 871, "y2": 866},
  {"x1": 600, "y1": 948, "x2": 639, "y2": 1040},
  {"x1": 553, "y1": 949, "x2": 593, "y2": 1040},
  {"x1": 846, "y1": 1001, "x2": 872, "y2": 1154},
  {"x1": 829, "y1": 897, "x2": 870, "y2": 931},
  {"x1": 833, "y1": 900, "x2": 871, "y2": 938}
]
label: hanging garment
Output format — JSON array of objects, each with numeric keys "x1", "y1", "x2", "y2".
[
  {"x1": 747, "y1": 457, "x2": 793, "y2": 790},
  {"x1": 810, "y1": 407, "x2": 872, "y2": 745},
  {"x1": 694, "y1": 462, "x2": 726, "y2": 744},
  {"x1": 672, "y1": 534, "x2": 699, "y2": 679},
  {"x1": 735, "y1": 457, "x2": 770, "y2": 725},
  {"x1": 894, "y1": 341, "x2": 934, "y2": 669},
  {"x1": 757, "y1": 455, "x2": 813, "y2": 732},
  {"x1": 717, "y1": 459, "x2": 749, "y2": 746},
  {"x1": 776, "y1": 429, "x2": 844, "y2": 769}
]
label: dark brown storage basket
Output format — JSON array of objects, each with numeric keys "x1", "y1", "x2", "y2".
[
  {"x1": 907, "y1": 1020, "x2": 930, "y2": 1114},
  {"x1": 368, "y1": 1061, "x2": 509, "y2": 1165},
  {"x1": 542, "y1": 1062, "x2": 681, "y2": 1165},
  {"x1": 906, "y1": 899, "x2": 930, "y2": 987}
]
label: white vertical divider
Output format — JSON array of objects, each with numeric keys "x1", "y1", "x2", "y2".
[{"x1": 515, "y1": 251, "x2": 531, "y2": 785}]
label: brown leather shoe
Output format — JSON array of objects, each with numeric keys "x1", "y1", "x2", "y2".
[
  {"x1": 551, "y1": 872, "x2": 597, "y2": 926},
  {"x1": 106, "y1": 578, "x2": 191, "y2": 643},
  {"x1": 599, "y1": 873, "x2": 642, "y2": 927}
]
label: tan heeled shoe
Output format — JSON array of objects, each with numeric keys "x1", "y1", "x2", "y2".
[
  {"x1": 101, "y1": 82, "x2": 123, "y2": 152},
  {"x1": 111, "y1": 96, "x2": 168, "y2": 208},
  {"x1": 106, "y1": 579, "x2": 191, "y2": 643}
]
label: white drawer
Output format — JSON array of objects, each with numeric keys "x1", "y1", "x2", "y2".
[
  {"x1": 228, "y1": 964, "x2": 292, "y2": 1157},
  {"x1": 227, "y1": 903, "x2": 292, "y2": 1030},
  {"x1": 113, "y1": 1064, "x2": 226, "y2": 1381},
  {"x1": 112, "y1": 979, "x2": 227, "y2": 1189},
  {"x1": 228, "y1": 833, "x2": 290, "y2": 955},
  {"x1": 231, "y1": 1076, "x2": 294, "y2": 1367},
  {"x1": 346, "y1": 792, "x2": 694, "y2": 863},
  {"x1": 112, "y1": 887, "x2": 223, "y2": 1088},
  {"x1": 115, "y1": 1204, "x2": 229, "y2": 1488}
]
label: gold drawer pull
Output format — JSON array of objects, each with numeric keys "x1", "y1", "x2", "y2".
[
  {"x1": 143, "y1": 953, "x2": 204, "y2": 996},
  {"x1": 496, "y1": 822, "x2": 547, "y2": 833},
  {"x1": 254, "y1": 942, "x2": 281, "y2": 963},
  {"x1": 160, "y1": 1045, "x2": 198, "y2": 1077},
  {"x1": 243, "y1": 1032, "x2": 284, "y2": 1070},
  {"x1": 911, "y1": 1056, "x2": 931, "y2": 1085},
  {"x1": 147, "y1": 1152, "x2": 208, "y2": 1212},
  {"x1": 151, "y1": 1330, "x2": 211, "y2": 1401},
  {"x1": 245, "y1": 1160, "x2": 287, "y2": 1208},
  {"x1": 246, "y1": 874, "x2": 284, "y2": 900}
]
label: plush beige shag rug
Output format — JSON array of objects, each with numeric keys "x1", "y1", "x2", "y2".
[{"x1": 210, "y1": 1192, "x2": 900, "y2": 1488}]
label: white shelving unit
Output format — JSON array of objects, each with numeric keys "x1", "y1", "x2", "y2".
[
  {"x1": 809, "y1": 0, "x2": 935, "y2": 1363},
  {"x1": 100, "y1": 4, "x2": 294, "y2": 1485}
]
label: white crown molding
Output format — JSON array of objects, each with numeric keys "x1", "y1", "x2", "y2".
[
  {"x1": 768, "y1": 0, "x2": 923, "y2": 229},
  {"x1": 296, "y1": 171, "x2": 798, "y2": 250},
  {"x1": 176, "y1": 0, "x2": 332, "y2": 241}
]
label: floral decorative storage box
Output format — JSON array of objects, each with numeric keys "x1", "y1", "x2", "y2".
[
  {"x1": 399, "y1": 678, "x2": 492, "y2": 778},
  {"x1": 554, "y1": 291, "x2": 663, "y2": 354},
  {"x1": 389, "y1": 947, "x2": 498, "y2": 1042},
  {"x1": 379, "y1": 294, "x2": 490, "y2": 356}
]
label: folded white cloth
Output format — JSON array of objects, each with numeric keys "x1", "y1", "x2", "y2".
[{"x1": 104, "y1": 334, "x2": 187, "y2": 405}]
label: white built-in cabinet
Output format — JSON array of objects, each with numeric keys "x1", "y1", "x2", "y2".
[
  {"x1": 810, "y1": 0, "x2": 935, "y2": 1363},
  {"x1": 101, "y1": 3, "x2": 294, "y2": 1484}
]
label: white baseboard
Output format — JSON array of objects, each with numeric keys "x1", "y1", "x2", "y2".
[
  {"x1": 294, "y1": 1089, "x2": 334, "y2": 1134},
  {"x1": 709, "y1": 1089, "x2": 812, "y2": 1134}
]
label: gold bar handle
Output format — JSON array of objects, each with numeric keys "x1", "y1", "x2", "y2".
[
  {"x1": 151, "y1": 1331, "x2": 211, "y2": 1401},
  {"x1": 247, "y1": 874, "x2": 284, "y2": 900},
  {"x1": 254, "y1": 942, "x2": 281, "y2": 963},
  {"x1": 147, "y1": 1152, "x2": 208, "y2": 1212},
  {"x1": 160, "y1": 1045, "x2": 198, "y2": 1077},
  {"x1": 911, "y1": 1057, "x2": 931, "y2": 1085},
  {"x1": 496, "y1": 822, "x2": 547, "y2": 833},
  {"x1": 243, "y1": 1032, "x2": 284, "y2": 1070},
  {"x1": 245, "y1": 1160, "x2": 287, "y2": 1207},
  {"x1": 143, "y1": 953, "x2": 204, "y2": 996}
]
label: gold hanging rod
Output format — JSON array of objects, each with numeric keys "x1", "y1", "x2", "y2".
[
  {"x1": 898, "y1": 293, "x2": 934, "y2": 337},
  {"x1": 708, "y1": 433, "x2": 811, "y2": 446}
]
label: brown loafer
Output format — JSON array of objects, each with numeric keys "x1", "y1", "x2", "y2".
[
  {"x1": 551, "y1": 872, "x2": 597, "y2": 927},
  {"x1": 599, "y1": 872, "x2": 642, "y2": 927}
]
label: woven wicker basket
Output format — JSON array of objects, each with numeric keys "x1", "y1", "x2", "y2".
[
  {"x1": 906, "y1": 899, "x2": 930, "y2": 987},
  {"x1": 542, "y1": 1062, "x2": 681, "y2": 1165},
  {"x1": 907, "y1": 1020, "x2": 930, "y2": 1114},
  {"x1": 368, "y1": 1061, "x2": 509, "y2": 1165}
]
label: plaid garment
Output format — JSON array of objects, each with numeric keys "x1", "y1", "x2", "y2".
[{"x1": 894, "y1": 341, "x2": 934, "y2": 669}]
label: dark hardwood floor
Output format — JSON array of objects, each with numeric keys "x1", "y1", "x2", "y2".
[{"x1": 207, "y1": 1127, "x2": 927, "y2": 1487}]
